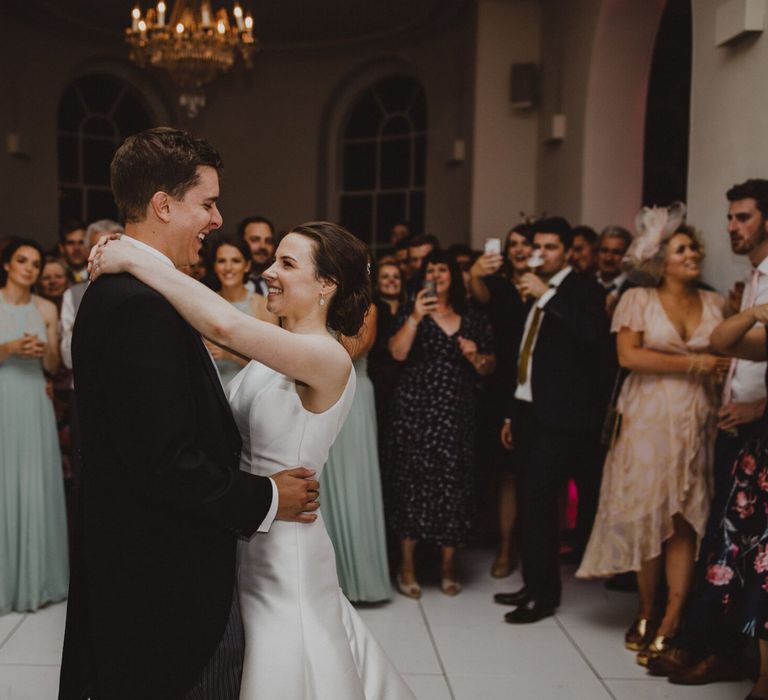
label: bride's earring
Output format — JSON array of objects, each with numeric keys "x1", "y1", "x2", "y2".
[{"x1": 319, "y1": 293, "x2": 326, "y2": 306}]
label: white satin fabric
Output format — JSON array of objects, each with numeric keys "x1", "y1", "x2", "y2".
[{"x1": 228, "y1": 360, "x2": 415, "y2": 700}]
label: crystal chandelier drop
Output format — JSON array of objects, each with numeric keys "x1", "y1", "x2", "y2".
[{"x1": 126, "y1": 1, "x2": 258, "y2": 118}]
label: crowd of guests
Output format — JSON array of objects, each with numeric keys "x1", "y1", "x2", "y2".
[{"x1": 3, "y1": 178, "x2": 768, "y2": 698}]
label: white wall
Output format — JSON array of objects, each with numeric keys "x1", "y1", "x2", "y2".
[
  {"x1": 687, "y1": 0, "x2": 768, "y2": 293},
  {"x1": 470, "y1": 0, "x2": 540, "y2": 246}
]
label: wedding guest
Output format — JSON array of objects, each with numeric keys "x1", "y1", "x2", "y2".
[
  {"x1": 58, "y1": 221, "x2": 90, "y2": 283},
  {"x1": 577, "y1": 209, "x2": 729, "y2": 668},
  {"x1": 237, "y1": 215, "x2": 276, "y2": 296},
  {"x1": 702, "y1": 300, "x2": 768, "y2": 700},
  {"x1": 406, "y1": 234, "x2": 440, "y2": 295},
  {"x1": 323, "y1": 305, "x2": 391, "y2": 603},
  {"x1": 386, "y1": 249, "x2": 495, "y2": 597},
  {"x1": 469, "y1": 224, "x2": 533, "y2": 577},
  {"x1": 570, "y1": 225, "x2": 599, "y2": 275},
  {"x1": 389, "y1": 220, "x2": 411, "y2": 247},
  {"x1": 38, "y1": 256, "x2": 75, "y2": 491},
  {"x1": 369, "y1": 261, "x2": 407, "y2": 440},
  {"x1": 394, "y1": 237, "x2": 412, "y2": 281},
  {"x1": 494, "y1": 217, "x2": 608, "y2": 623},
  {"x1": 647, "y1": 179, "x2": 768, "y2": 685},
  {"x1": 38, "y1": 257, "x2": 72, "y2": 311},
  {"x1": 208, "y1": 234, "x2": 276, "y2": 388},
  {"x1": 0, "y1": 238, "x2": 68, "y2": 614}
]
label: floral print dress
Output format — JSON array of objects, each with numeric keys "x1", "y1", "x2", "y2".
[{"x1": 702, "y1": 353, "x2": 768, "y2": 640}]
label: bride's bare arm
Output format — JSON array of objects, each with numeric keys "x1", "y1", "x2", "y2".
[{"x1": 93, "y1": 240, "x2": 350, "y2": 390}]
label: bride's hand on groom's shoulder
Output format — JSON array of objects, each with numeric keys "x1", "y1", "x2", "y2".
[
  {"x1": 88, "y1": 234, "x2": 129, "y2": 280},
  {"x1": 273, "y1": 467, "x2": 320, "y2": 523}
]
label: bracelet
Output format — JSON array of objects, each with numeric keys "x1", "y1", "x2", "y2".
[{"x1": 406, "y1": 316, "x2": 419, "y2": 328}]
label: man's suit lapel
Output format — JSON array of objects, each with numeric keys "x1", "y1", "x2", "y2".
[{"x1": 188, "y1": 329, "x2": 241, "y2": 442}]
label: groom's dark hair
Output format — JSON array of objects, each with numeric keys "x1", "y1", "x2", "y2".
[{"x1": 110, "y1": 127, "x2": 223, "y2": 224}]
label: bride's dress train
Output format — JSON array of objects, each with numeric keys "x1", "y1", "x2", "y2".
[{"x1": 228, "y1": 361, "x2": 415, "y2": 699}]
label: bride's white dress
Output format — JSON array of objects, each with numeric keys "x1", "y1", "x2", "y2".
[{"x1": 228, "y1": 360, "x2": 416, "y2": 700}]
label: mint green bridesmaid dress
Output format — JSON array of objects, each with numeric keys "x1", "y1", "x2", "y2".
[
  {"x1": 322, "y1": 356, "x2": 391, "y2": 602},
  {"x1": 0, "y1": 293, "x2": 69, "y2": 614}
]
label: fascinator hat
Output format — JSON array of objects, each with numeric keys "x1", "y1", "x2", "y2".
[{"x1": 622, "y1": 201, "x2": 687, "y2": 285}]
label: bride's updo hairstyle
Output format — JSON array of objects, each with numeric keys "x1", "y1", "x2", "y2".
[{"x1": 290, "y1": 222, "x2": 371, "y2": 337}]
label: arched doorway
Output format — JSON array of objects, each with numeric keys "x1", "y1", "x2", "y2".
[{"x1": 642, "y1": 0, "x2": 692, "y2": 207}]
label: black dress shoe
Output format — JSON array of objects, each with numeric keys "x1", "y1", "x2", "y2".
[
  {"x1": 504, "y1": 601, "x2": 556, "y2": 624},
  {"x1": 493, "y1": 587, "x2": 531, "y2": 606}
]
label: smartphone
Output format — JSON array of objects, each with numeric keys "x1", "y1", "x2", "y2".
[
  {"x1": 422, "y1": 279, "x2": 436, "y2": 297},
  {"x1": 484, "y1": 238, "x2": 501, "y2": 256}
]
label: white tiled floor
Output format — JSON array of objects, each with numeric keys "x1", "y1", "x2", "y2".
[{"x1": 0, "y1": 546, "x2": 755, "y2": 699}]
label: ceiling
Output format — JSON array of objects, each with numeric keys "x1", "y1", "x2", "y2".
[{"x1": 4, "y1": 0, "x2": 472, "y2": 50}]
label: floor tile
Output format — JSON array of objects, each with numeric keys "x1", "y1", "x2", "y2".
[
  {"x1": 562, "y1": 620, "x2": 650, "y2": 680},
  {"x1": 0, "y1": 614, "x2": 25, "y2": 649},
  {"x1": 402, "y1": 674, "x2": 452, "y2": 700},
  {"x1": 449, "y1": 673, "x2": 613, "y2": 699},
  {"x1": 605, "y1": 678, "x2": 753, "y2": 699},
  {"x1": 0, "y1": 664, "x2": 61, "y2": 700},
  {"x1": 0, "y1": 603, "x2": 67, "y2": 666},
  {"x1": 430, "y1": 622, "x2": 593, "y2": 679},
  {"x1": 356, "y1": 599, "x2": 442, "y2": 675}
]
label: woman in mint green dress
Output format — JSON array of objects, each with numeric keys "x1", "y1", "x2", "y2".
[
  {"x1": 0, "y1": 239, "x2": 68, "y2": 614},
  {"x1": 323, "y1": 305, "x2": 391, "y2": 602},
  {"x1": 206, "y1": 235, "x2": 277, "y2": 388}
]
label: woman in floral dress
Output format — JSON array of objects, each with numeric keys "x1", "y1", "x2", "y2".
[{"x1": 708, "y1": 299, "x2": 768, "y2": 700}]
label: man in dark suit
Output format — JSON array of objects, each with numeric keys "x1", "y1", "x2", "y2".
[
  {"x1": 58, "y1": 127, "x2": 319, "y2": 700},
  {"x1": 494, "y1": 217, "x2": 609, "y2": 623}
]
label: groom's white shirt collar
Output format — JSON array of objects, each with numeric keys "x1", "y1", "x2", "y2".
[{"x1": 123, "y1": 235, "x2": 175, "y2": 268}]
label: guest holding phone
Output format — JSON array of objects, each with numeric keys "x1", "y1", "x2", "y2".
[
  {"x1": 469, "y1": 225, "x2": 533, "y2": 577},
  {"x1": 0, "y1": 238, "x2": 68, "y2": 614},
  {"x1": 385, "y1": 249, "x2": 496, "y2": 597}
]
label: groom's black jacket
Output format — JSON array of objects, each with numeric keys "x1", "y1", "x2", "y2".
[{"x1": 59, "y1": 274, "x2": 273, "y2": 700}]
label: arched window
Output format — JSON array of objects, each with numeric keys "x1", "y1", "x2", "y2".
[
  {"x1": 339, "y1": 76, "x2": 426, "y2": 250},
  {"x1": 58, "y1": 73, "x2": 154, "y2": 223}
]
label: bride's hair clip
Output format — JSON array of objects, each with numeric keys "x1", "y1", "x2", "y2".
[{"x1": 366, "y1": 262, "x2": 371, "y2": 276}]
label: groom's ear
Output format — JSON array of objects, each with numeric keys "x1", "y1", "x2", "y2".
[{"x1": 150, "y1": 191, "x2": 172, "y2": 223}]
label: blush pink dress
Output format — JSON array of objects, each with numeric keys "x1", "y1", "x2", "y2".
[{"x1": 577, "y1": 287, "x2": 724, "y2": 577}]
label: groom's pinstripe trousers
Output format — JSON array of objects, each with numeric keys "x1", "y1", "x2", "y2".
[{"x1": 184, "y1": 591, "x2": 244, "y2": 700}]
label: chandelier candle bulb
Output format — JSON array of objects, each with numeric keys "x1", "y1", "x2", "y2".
[
  {"x1": 234, "y1": 4, "x2": 245, "y2": 31},
  {"x1": 157, "y1": 1, "x2": 166, "y2": 27},
  {"x1": 245, "y1": 13, "x2": 253, "y2": 31},
  {"x1": 131, "y1": 6, "x2": 141, "y2": 31},
  {"x1": 176, "y1": 22, "x2": 185, "y2": 34},
  {"x1": 217, "y1": 20, "x2": 226, "y2": 34}
]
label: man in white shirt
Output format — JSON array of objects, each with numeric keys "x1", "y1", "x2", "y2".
[{"x1": 652, "y1": 178, "x2": 768, "y2": 686}]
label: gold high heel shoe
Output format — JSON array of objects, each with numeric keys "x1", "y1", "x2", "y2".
[
  {"x1": 636, "y1": 635, "x2": 673, "y2": 667},
  {"x1": 624, "y1": 618, "x2": 654, "y2": 651}
]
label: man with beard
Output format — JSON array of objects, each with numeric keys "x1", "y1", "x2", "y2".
[
  {"x1": 648, "y1": 178, "x2": 768, "y2": 686},
  {"x1": 237, "y1": 216, "x2": 275, "y2": 296},
  {"x1": 58, "y1": 222, "x2": 89, "y2": 283}
]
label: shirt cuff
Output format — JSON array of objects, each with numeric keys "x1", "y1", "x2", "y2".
[
  {"x1": 256, "y1": 477, "x2": 279, "y2": 533},
  {"x1": 537, "y1": 288, "x2": 557, "y2": 309}
]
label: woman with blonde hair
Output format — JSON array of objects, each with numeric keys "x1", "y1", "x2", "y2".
[{"x1": 577, "y1": 204, "x2": 729, "y2": 666}]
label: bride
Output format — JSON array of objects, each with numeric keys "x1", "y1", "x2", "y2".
[{"x1": 91, "y1": 222, "x2": 415, "y2": 700}]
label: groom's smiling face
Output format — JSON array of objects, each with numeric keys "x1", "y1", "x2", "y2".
[{"x1": 166, "y1": 165, "x2": 223, "y2": 267}]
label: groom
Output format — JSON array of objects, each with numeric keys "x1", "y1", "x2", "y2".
[{"x1": 58, "y1": 128, "x2": 319, "y2": 700}]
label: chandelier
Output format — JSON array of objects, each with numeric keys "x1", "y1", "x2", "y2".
[{"x1": 126, "y1": 1, "x2": 258, "y2": 118}]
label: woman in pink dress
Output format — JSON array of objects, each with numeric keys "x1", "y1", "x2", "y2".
[{"x1": 577, "y1": 209, "x2": 730, "y2": 667}]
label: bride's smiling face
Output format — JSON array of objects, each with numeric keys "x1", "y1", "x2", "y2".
[{"x1": 263, "y1": 233, "x2": 329, "y2": 317}]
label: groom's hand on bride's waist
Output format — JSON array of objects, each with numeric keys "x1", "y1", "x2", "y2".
[{"x1": 273, "y1": 467, "x2": 320, "y2": 523}]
